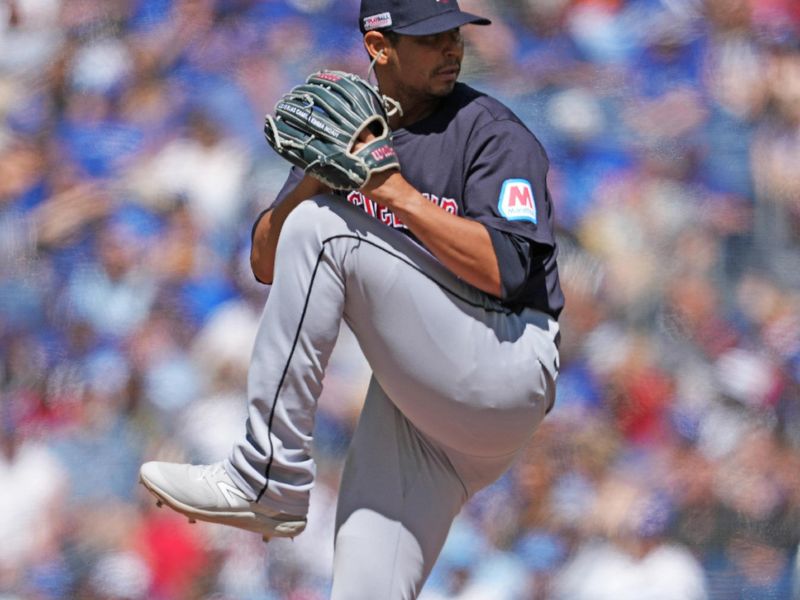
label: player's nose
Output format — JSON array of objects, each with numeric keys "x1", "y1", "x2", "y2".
[{"x1": 439, "y1": 29, "x2": 463, "y2": 56}]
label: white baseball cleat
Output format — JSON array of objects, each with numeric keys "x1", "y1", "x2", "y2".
[{"x1": 139, "y1": 461, "x2": 306, "y2": 541}]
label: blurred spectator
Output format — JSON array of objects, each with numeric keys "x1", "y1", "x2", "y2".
[
  {"x1": 126, "y1": 109, "x2": 251, "y2": 234},
  {"x1": 63, "y1": 211, "x2": 159, "y2": 339},
  {"x1": 751, "y1": 37, "x2": 800, "y2": 286},
  {"x1": 0, "y1": 414, "x2": 68, "y2": 595},
  {"x1": 552, "y1": 480, "x2": 708, "y2": 599}
]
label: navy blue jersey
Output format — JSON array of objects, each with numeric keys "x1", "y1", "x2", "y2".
[{"x1": 270, "y1": 83, "x2": 564, "y2": 318}]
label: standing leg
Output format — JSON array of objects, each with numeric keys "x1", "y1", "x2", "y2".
[{"x1": 331, "y1": 378, "x2": 468, "y2": 600}]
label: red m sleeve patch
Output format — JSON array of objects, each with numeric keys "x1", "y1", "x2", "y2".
[{"x1": 498, "y1": 179, "x2": 537, "y2": 224}]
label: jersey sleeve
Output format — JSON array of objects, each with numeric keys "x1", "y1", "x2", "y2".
[
  {"x1": 463, "y1": 119, "x2": 556, "y2": 248},
  {"x1": 271, "y1": 166, "x2": 305, "y2": 208},
  {"x1": 484, "y1": 225, "x2": 564, "y2": 316},
  {"x1": 464, "y1": 118, "x2": 563, "y2": 314}
]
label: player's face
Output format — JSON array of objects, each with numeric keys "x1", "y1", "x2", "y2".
[{"x1": 390, "y1": 29, "x2": 464, "y2": 98}]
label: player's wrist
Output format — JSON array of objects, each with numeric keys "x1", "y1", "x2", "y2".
[{"x1": 360, "y1": 170, "x2": 409, "y2": 205}]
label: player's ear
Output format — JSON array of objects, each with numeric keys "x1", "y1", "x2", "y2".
[{"x1": 364, "y1": 31, "x2": 392, "y2": 64}]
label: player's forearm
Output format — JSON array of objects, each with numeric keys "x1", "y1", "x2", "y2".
[
  {"x1": 251, "y1": 176, "x2": 326, "y2": 283},
  {"x1": 368, "y1": 173, "x2": 502, "y2": 297}
]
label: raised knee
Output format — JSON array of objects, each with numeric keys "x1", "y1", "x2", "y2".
[
  {"x1": 280, "y1": 196, "x2": 343, "y2": 242},
  {"x1": 282, "y1": 197, "x2": 326, "y2": 236}
]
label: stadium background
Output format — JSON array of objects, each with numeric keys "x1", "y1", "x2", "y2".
[{"x1": 1, "y1": 0, "x2": 799, "y2": 598}]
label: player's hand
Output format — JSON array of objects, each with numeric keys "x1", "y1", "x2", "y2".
[{"x1": 354, "y1": 129, "x2": 401, "y2": 196}]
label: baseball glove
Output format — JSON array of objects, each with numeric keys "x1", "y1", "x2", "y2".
[{"x1": 264, "y1": 70, "x2": 402, "y2": 191}]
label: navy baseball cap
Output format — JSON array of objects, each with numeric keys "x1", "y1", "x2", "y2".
[{"x1": 359, "y1": 0, "x2": 491, "y2": 36}]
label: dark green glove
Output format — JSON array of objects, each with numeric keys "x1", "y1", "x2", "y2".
[{"x1": 264, "y1": 70, "x2": 402, "y2": 191}]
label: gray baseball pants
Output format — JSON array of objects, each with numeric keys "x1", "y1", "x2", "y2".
[{"x1": 225, "y1": 196, "x2": 559, "y2": 599}]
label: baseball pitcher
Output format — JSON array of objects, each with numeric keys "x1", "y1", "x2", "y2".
[{"x1": 140, "y1": 0, "x2": 563, "y2": 597}]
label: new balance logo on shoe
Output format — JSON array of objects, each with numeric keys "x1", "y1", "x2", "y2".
[{"x1": 217, "y1": 481, "x2": 250, "y2": 506}]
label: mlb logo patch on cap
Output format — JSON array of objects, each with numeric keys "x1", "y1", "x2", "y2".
[
  {"x1": 358, "y1": 0, "x2": 490, "y2": 35},
  {"x1": 498, "y1": 179, "x2": 537, "y2": 223},
  {"x1": 363, "y1": 11, "x2": 393, "y2": 31}
]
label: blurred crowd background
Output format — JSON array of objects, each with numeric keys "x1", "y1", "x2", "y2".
[{"x1": 1, "y1": 0, "x2": 799, "y2": 598}]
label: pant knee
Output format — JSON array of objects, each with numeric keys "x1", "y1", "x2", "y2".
[{"x1": 280, "y1": 195, "x2": 355, "y2": 243}]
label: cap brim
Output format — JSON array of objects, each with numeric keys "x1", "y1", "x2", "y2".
[{"x1": 391, "y1": 11, "x2": 491, "y2": 36}]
